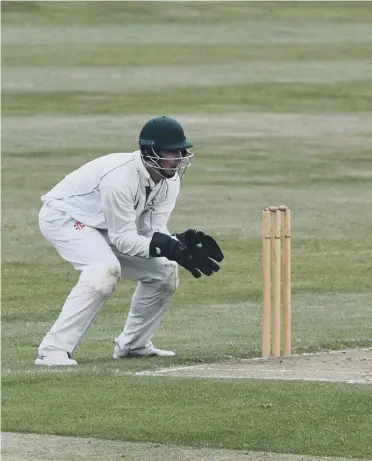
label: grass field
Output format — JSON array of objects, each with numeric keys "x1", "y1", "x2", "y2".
[{"x1": 2, "y1": 1, "x2": 372, "y2": 460}]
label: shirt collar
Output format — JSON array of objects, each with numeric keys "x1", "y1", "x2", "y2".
[
  {"x1": 134, "y1": 150, "x2": 150, "y2": 179},
  {"x1": 133, "y1": 150, "x2": 159, "y2": 188}
]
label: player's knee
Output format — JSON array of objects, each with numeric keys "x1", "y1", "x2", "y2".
[
  {"x1": 80, "y1": 263, "x2": 121, "y2": 296},
  {"x1": 155, "y1": 260, "x2": 179, "y2": 294}
]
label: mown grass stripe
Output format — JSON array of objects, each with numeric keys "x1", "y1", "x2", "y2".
[
  {"x1": 4, "y1": 43, "x2": 372, "y2": 67},
  {"x1": 3, "y1": 80, "x2": 372, "y2": 117}
]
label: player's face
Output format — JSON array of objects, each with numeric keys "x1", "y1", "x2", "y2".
[{"x1": 158, "y1": 150, "x2": 183, "y2": 178}]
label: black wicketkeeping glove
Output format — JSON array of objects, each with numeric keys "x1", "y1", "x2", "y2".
[
  {"x1": 175, "y1": 229, "x2": 224, "y2": 276},
  {"x1": 150, "y1": 232, "x2": 202, "y2": 278}
]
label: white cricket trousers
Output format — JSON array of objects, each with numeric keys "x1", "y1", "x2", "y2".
[{"x1": 37, "y1": 203, "x2": 179, "y2": 358}]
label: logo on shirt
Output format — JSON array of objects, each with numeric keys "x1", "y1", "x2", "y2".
[{"x1": 74, "y1": 221, "x2": 85, "y2": 230}]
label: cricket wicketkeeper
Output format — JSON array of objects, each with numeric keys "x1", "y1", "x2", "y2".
[{"x1": 35, "y1": 116, "x2": 224, "y2": 366}]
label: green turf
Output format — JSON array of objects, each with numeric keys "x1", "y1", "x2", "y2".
[
  {"x1": 4, "y1": 43, "x2": 372, "y2": 67},
  {"x1": 2, "y1": 1, "x2": 372, "y2": 459},
  {"x1": 3, "y1": 81, "x2": 372, "y2": 116},
  {"x1": 3, "y1": 1, "x2": 372, "y2": 25},
  {"x1": 3, "y1": 374, "x2": 372, "y2": 459}
]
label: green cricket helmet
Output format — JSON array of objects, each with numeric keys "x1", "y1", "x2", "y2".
[{"x1": 138, "y1": 116, "x2": 194, "y2": 179}]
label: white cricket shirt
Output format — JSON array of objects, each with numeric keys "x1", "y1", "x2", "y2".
[{"x1": 41, "y1": 151, "x2": 180, "y2": 258}]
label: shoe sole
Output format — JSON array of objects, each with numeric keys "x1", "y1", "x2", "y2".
[
  {"x1": 35, "y1": 359, "x2": 77, "y2": 366},
  {"x1": 113, "y1": 351, "x2": 175, "y2": 359}
]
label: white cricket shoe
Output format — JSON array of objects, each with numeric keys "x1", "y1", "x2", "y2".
[
  {"x1": 113, "y1": 339, "x2": 175, "y2": 358},
  {"x1": 35, "y1": 351, "x2": 78, "y2": 366}
]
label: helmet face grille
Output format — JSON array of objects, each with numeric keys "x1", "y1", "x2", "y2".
[{"x1": 140, "y1": 145, "x2": 193, "y2": 181}]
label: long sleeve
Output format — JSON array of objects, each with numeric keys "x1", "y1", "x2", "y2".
[{"x1": 100, "y1": 173, "x2": 151, "y2": 258}]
